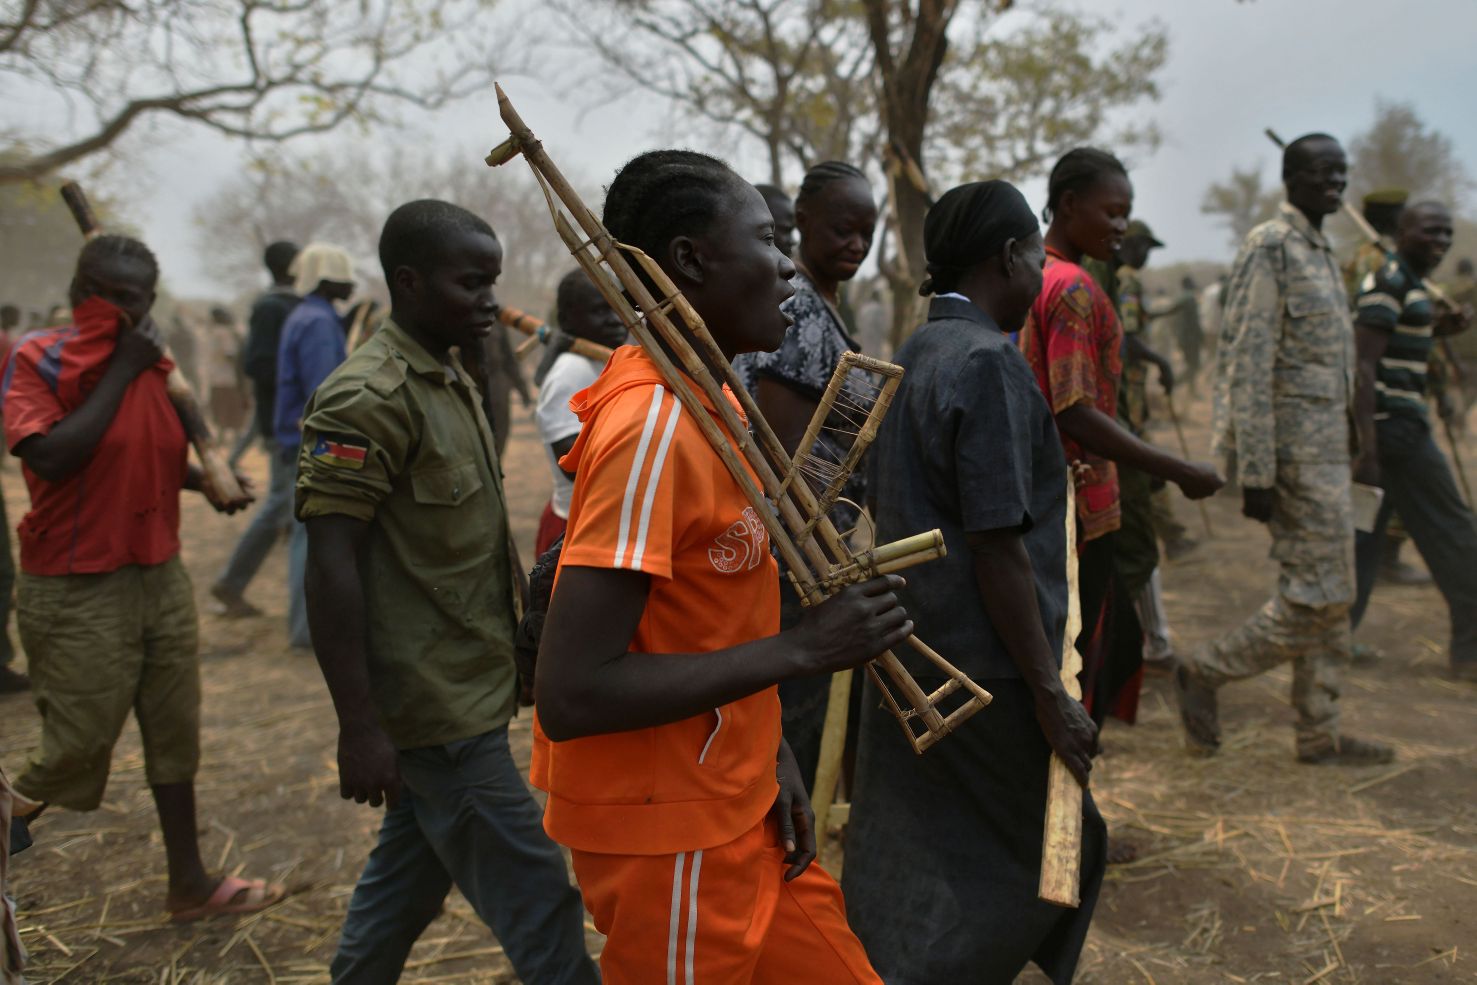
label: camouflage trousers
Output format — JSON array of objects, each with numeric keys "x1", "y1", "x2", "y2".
[
  {"x1": 1184, "y1": 463, "x2": 1355, "y2": 755},
  {"x1": 1184, "y1": 580, "x2": 1350, "y2": 754}
]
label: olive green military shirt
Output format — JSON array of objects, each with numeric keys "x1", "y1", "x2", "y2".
[{"x1": 295, "y1": 319, "x2": 517, "y2": 750}]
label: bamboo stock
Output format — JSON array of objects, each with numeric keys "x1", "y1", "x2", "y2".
[
  {"x1": 1040, "y1": 483, "x2": 1085, "y2": 907},
  {"x1": 498, "y1": 306, "x2": 614, "y2": 363},
  {"x1": 58, "y1": 181, "x2": 252, "y2": 512}
]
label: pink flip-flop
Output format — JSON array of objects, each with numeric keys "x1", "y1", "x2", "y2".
[{"x1": 168, "y1": 875, "x2": 285, "y2": 923}]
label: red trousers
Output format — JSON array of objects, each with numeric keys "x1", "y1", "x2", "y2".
[{"x1": 535, "y1": 500, "x2": 568, "y2": 557}]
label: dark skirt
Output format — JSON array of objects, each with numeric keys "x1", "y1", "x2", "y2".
[{"x1": 841, "y1": 678, "x2": 1106, "y2": 985}]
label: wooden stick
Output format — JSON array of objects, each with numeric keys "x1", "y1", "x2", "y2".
[
  {"x1": 58, "y1": 181, "x2": 252, "y2": 512},
  {"x1": 498, "y1": 305, "x2": 614, "y2": 363},
  {"x1": 811, "y1": 667, "x2": 853, "y2": 846},
  {"x1": 489, "y1": 85, "x2": 990, "y2": 752},
  {"x1": 1165, "y1": 395, "x2": 1214, "y2": 538},
  {"x1": 1040, "y1": 483, "x2": 1085, "y2": 906}
]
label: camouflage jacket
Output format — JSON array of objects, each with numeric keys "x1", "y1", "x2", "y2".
[
  {"x1": 1116, "y1": 263, "x2": 1150, "y2": 432},
  {"x1": 1213, "y1": 202, "x2": 1355, "y2": 489},
  {"x1": 1342, "y1": 236, "x2": 1395, "y2": 304}
]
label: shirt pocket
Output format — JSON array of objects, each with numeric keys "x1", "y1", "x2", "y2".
[
  {"x1": 1280, "y1": 284, "x2": 1346, "y2": 370},
  {"x1": 410, "y1": 460, "x2": 483, "y2": 507}
]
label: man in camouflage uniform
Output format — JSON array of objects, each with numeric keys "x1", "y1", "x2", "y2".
[
  {"x1": 1177, "y1": 133, "x2": 1394, "y2": 765},
  {"x1": 1115, "y1": 222, "x2": 1188, "y2": 668}
]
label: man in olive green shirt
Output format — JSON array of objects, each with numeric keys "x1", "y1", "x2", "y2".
[{"x1": 298, "y1": 200, "x2": 597, "y2": 985}]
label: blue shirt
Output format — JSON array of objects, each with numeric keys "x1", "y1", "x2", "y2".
[{"x1": 274, "y1": 294, "x2": 346, "y2": 449}]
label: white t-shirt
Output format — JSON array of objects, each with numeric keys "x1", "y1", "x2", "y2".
[{"x1": 534, "y1": 351, "x2": 604, "y2": 518}]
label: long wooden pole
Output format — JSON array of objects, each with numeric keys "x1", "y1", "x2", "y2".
[
  {"x1": 498, "y1": 305, "x2": 614, "y2": 363},
  {"x1": 1040, "y1": 484, "x2": 1085, "y2": 906},
  {"x1": 1165, "y1": 395, "x2": 1214, "y2": 538},
  {"x1": 58, "y1": 181, "x2": 252, "y2": 512}
]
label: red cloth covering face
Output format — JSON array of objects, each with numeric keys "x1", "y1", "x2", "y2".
[
  {"x1": 1018, "y1": 248, "x2": 1125, "y2": 543},
  {"x1": 1, "y1": 296, "x2": 187, "y2": 576}
]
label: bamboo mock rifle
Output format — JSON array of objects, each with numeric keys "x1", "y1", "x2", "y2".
[
  {"x1": 1264, "y1": 128, "x2": 1474, "y2": 510},
  {"x1": 58, "y1": 181, "x2": 253, "y2": 513},
  {"x1": 485, "y1": 85, "x2": 993, "y2": 759}
]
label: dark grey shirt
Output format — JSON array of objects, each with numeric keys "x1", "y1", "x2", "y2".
[{"x1": 872, "y1": 296, "x2": 1069, "y2": 681}]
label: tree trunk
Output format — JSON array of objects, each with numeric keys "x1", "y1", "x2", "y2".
[{"x1": 862, "y1": 0, "x2": 957, "y2": 347}]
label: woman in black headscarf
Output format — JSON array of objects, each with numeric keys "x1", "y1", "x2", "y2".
[{"x1": 842, "y1": 181, "x2": 1105, "y2": 985}]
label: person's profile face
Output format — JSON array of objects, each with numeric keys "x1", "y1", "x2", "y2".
[
  {"x1": 763, "y1": 192, "x2": 797, "y2": 258},
  {"x1": 1002, "y1": 232, "x2": 1046, "y2": 334},
  {"x1": 1062, "y1": 172, "x2": 1132, "y2": 263},
  {"x1": 684, "y1": 180, "x2": 796, "y2": 358},
  {"x1": 1285, "y1": 140, "x2": 1348, "y2": 219},
  {"x1": 417, "y1": 230, "x2": 503, "y2": 349}
]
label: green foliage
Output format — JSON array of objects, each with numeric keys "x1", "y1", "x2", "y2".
[
  {"x1": 1346, "y1": 99, "x2": 1473, "y2": 211},
  {"x1": 1200, "y1": 165, "x2": 1281, "y2": 250},
  {"x1": 929, "y1": 9, "x2": 1168, "y2": 184},
  {"x1": 568, "y1": 0, "x2": 1166, "y2": 190}
]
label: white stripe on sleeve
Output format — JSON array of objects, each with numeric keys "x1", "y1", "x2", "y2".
[
  {"x1": 629, "y1": 396, "x2": 683, "y2": 571},
  {"x1": 615, "y1": 385, "x2": 668, "y2": 567}
]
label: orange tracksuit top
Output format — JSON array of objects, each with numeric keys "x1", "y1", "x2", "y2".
[{"x1": 531, "y1": 346, "x2": 783, "y2": 856}]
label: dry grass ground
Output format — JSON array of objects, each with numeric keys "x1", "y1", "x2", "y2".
[{"x1": 2, "y1": 392, "x2": 1474, "y2": 984}]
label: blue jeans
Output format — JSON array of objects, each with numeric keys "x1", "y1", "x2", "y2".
[
  {"x1": 215, "y1": 441, "x2": 295, "y2": 599},
  {"x1": 1351, "y1": 416, "x2": 1477, "y2": 666},
  {"x1": 330, "y1": 727, "x2": 598, "y2": 984}
]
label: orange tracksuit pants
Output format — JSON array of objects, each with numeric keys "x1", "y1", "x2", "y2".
[{"x1": 571, "y1": 818, "x2": 882, "y2": 984}]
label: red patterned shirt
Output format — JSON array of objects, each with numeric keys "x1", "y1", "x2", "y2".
[{"x1": 1018, "y1": 248, "x2": 1124, "y2": 542}]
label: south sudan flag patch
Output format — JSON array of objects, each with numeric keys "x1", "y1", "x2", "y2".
[{"x1": 311, "y1": 433, "x2": 370, "y2": 470}]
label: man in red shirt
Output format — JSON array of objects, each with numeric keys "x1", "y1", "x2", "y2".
[{"x1": 2, "y1": 235, "x2": 281, "y2": 921}]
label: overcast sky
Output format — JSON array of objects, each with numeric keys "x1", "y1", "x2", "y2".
[{"x1": 9, "y1": 0, "x2": 1477, "y2": 297}]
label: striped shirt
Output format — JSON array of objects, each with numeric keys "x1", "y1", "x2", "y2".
[{"x1": 1356, "y1": 254, "x2": 1434, "y2": 421}]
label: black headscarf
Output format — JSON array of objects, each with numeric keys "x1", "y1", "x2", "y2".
[{"x1": 919, "y1": 180, "x2": 1039, "y2": 296}]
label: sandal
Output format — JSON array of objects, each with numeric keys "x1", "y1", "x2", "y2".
[{"x1": 169, "y1": 875, "x2": 285, "y2": 923}]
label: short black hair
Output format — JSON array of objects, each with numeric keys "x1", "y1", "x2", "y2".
[
  {"x1": 379, "y1": 200, "x2": 497, "y2": 300},
  {"x1": 1281, "y1": 133, "x2": 1340, "y2": 180},
  {"x1": 1459, "y1": 257, "x2": 1474, "y2": 275},
  {"x1": 1043, "y1": 148, "x2": 1127, "y2": 223},
  {"x1": 754, "y1": 182, "x2": 790, "y2": 203},
  {"x1": 0, "y1": 304, "x2": 18, "y2": 325},
  {"x1": 795, "y1": 161, "x2": 866, "y2": 210},
  {"x1": 73, "y1": 234, "x2": 159, "y2": 293},
  {"x1": 555, "y1": 268, "x2": 602, "y2": 322},
  {"x1": 264, "y1": 240, "x2": 298, "y2": 282},
  {"x1": 603, "y1": 150, "x2": 744, "y2": 282}
]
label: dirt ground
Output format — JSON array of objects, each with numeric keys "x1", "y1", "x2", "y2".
[{"x1": 3, "y1": 389, "x2": 1475, "y2": 984}]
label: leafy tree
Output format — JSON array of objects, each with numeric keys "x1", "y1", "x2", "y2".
[
  {"x1": 864, "y1": 0, "x2": 1166, "y2": 342},
  {"x1": 1346, "y1": 100, "x2": 1472, "y2": 211},
  {"x1": 564, "y1": 0, "x2": 1167, "y2": 342},
  {"x1": 550, "y1": 0, "x2": 875, "y2": 184},
  {"x1": 193, "y1": 148, "x2": 586, "y2": 311},
  {"x1": 0, "y1": 0, "x2": 504, "y2": 184},
  {"x1": 1200, "y1": 164, "x2": 1280, "y2": 251}
]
